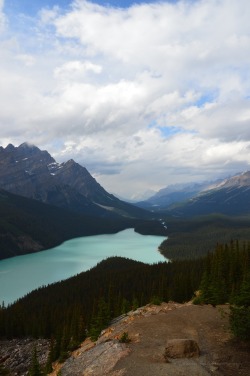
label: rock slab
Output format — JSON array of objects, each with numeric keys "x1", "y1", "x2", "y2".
[{"x1": 61, "y1": 340, "x2": 130, "y2": 376}]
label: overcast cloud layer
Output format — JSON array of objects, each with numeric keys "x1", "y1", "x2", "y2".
[{"x1": 1, "y1": 0, "x2": 250, "y2": 199}]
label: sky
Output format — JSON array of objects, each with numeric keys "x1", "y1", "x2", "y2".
[{"x1": 1, "y1": 0, "x2": 250, "y2": 200}]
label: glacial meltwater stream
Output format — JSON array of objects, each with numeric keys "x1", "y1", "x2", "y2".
[{"x1": 0, "y1": 229, "x2": 167, "y2": 305}]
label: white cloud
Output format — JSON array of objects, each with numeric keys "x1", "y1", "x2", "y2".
[
  {"x1": 0, "y1": 0, "x2": 6, "y2": 33},
  {"x1": 54, "y1": 60, "x2": 102, "y2": 79},
  {"x1": 39, "y1": 6, "x2": 59, "y2": 24},
  {"x1": 16, "y1": 53, "x2": 36, "y2": 66},
  {"x1": 178, "y1": 99, "x2": 250, "y2": 142},
  {"x1": 0, "y1": 0, "x2": 250, "y2": 198}
]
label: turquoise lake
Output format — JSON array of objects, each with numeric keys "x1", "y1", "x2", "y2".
[{"x1": 0, "y1": 229, "x2": 167, "y2": 305}]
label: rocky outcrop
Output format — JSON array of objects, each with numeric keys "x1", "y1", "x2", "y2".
[
  {"x1": 0, "y1": 338, "x2": 49, "y2": 375},
  {"x1": 52, "y1": 302, "x2": 250, "y2": 376},
  {"x1": 61, "y1": 340, "x2": 130, "y2": 376},
  {"x1": 164, "y1": 339, "x2": 200, "y2": 359}
]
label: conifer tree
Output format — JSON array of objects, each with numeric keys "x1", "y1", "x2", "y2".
[
  {"x1": 89, "y1": 297, "x2": 110, "y2": 340},
  {"x1": 28, "y1": 347, "x2": 43, "y2": 376},
  {"x1": 44, "y1": 338, "x2": 55, "y2": 374},
  {"x1": 59, "y1": 327, "x2": 70, "y2": 363},
  {"x1": 230, "y1": 273, "x2": 250, "y2": 340}
]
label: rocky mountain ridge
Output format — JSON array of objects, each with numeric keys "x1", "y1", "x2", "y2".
[
  {"x1": 136, "y1": 181, "x2": 216, "y2": 210},
  {"x1": 0, "y1": 143, "x2": 148, "y2": 219},
  {"x1": 169, "y1": 171, "x2": 250, "y2": 217},
  {"x1": 207, "y1": 171, "x2": 250, "y2": 189},
  {"x1": 137, "y1": 171, "x2": 250, "y2": 216}
]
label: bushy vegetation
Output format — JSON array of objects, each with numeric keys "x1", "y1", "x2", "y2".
[{"x1": 119, "y1": 332, "x2": 131, "y2": 343}]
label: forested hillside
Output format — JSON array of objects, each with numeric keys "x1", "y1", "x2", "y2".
[
  {"x1": 0, "y1": 257, "x2": 203, "y2": 344},
  {"x1": 0, "y1": 189, "x2": 132, "y2": 260},
  {"x1": 159, "y1": 214, "x2": 250, "y2": 259}
]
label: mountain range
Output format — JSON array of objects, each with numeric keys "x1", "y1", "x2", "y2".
[
  {"x1": 1, "y1": 142, "x2": 250, "y2": 219},
  {"x1": 136, "y1": 181, "x2": 217, "y2": 210},
  {"x1": 137, "y1": 172, "x2": 250, "y2": 216},
  {"x1": 0, "y1": 142, "x2": 148, "y2": 219},
  {"x1": 170, "y1": 171, "x2": 250, "y2": 217},
  {"x1": 1, "y1": 141, "x2": 250, "y2": 260}
]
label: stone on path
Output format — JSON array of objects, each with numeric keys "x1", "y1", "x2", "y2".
[{"x1": 164, "y1": 339, "x2": 200, "y2": 360}]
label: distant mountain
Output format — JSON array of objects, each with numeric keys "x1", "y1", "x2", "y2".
[
  {"x1": 136, "y1": 172, "x2": 250, "y2": 216},
  {"x1": 167, "y1": 171, "x2": 250, "y2": 217},
  {"x1": 136, "y1": 181, "x2": 220, "y2": 211},
  {"x1": 0, "y1": 143, "x2": 149, "y2": 219}
]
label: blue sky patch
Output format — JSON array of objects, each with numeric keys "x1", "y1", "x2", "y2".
[
  {"x1": 148, "y1": 121, "x2": 184, "y2": 138},
  {"x1": 4, "y1": 0, "x2": 71, "y2": 19},
  {"x1": 4, "y1": 0, "x2": 180, "y2": 17},
  {"x1": 158, "y1": 126, "x2": 182, "y2": 138},
  {"x1": 195, "y1": 92, "x2": 217, "y2": 108}
]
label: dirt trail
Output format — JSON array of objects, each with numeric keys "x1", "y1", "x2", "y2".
[
  {"x1": 58, "y1": 303, "x2": 250, "y2": 376},
  {"x1": 111, "y1": 304, "x2": 250, "y2": 376}
]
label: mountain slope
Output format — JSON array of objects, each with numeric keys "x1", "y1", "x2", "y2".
[
  {"x1": 0, "y1": 143, "x2": 149, "y2": 219},
  {"x1": 0, "y1": 188, "x2": 141, "y2": 260},
  {"x1": 0, "y1": 186, "x2": 167, "y2": 261},
  {"x1": 167, "y1": 171, "x2": 250, "y2": 217}
]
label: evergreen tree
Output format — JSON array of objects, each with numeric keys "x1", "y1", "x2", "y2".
[
  {"x1": 28, "y1": 347, "x2": 43, "y2": 376},
  {"x1": 44, "y1": 338, "x2": 55, "y2": 374},
  {"x1": 121, "y1": 298, "x2": 130, "y2": 314},
  {"x1": 59, "y1": 327, "x2": 70, "y2": 363},
  {"x1": 89, "y1": 297, "x2": 111, "y2": 340},
  {"x1": 132, "y1": 296, "x2": 139, "y2": 310},
  {"x1": 230, "y1": 273, "x2": 250, "y2": 340},
  {"x1": 230, "y1": 306, "x2": 250, "y2": 340}
]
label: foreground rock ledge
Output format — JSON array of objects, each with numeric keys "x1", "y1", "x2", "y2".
[
  {"x1": 61, "y1": 340, "x2": 130, "y2": 376},
  {"x1": 56, "y1": 303, "x2": 250, "y2": 376}
]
